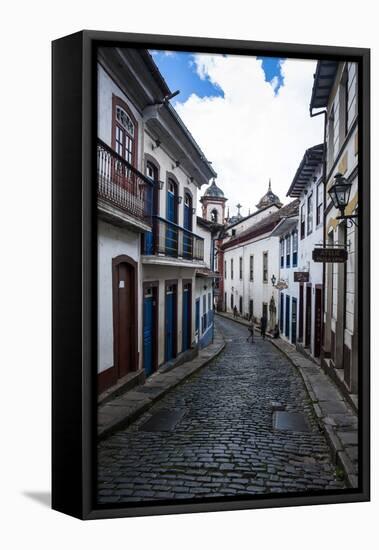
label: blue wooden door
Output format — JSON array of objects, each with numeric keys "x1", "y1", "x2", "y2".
[
  {"x1": 285, "y1": 294, "x2": 290, "y2": 338},
  {"x1": 144, "y1": 162, "x2": 157, "y2": 255},
  {"x1": 291, "y1": 297, "x2": 297, "y2": 344},
  {"x1": 143, "y1": 288, "x2": 154, "y2": 376},
  {"x1": 144, "y1": 182, "x2": 154, "y2": 254},
  {"x1": 165, "y1": 285, "x2": 176, "y2": 361},
  {"x1": 166, "y1": 182, "x2": 177, "y2": 256},
  {"x1": 183, "y1": 195, "x2": 192, "y2": 258},
  {"x1": 195, "y1": 299, "x2": 200, "y2": 335},
  {"x1": 280, "y1": 292, "x2": 284, "y2": 333},
  {"x1": 182, "y1": 283, "x2": 191, "y2": 352}
]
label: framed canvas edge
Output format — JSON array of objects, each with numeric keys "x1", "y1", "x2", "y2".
[{"x1": 52, "y1": 30, "x2": 370, "y2": 521}]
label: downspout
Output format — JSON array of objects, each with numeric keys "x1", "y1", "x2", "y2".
[{"x1": 310, "y1": 107, "x2": 327, "y2": 352}]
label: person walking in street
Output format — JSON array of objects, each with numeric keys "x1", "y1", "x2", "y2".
[
  {"x1": 247, "y1": 317, "x2": 255, "y2": 343},
  {"x1": 260, "y1": 315, "x2": 267, "y2": 339},
  {"x1": 233, "y1": 305, "x2": 238, "y2": 319}
]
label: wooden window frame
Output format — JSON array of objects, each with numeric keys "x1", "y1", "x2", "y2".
[
  {"x1": 111, "y1": 94, "x2": 138, "y2": 169},
  {"x1": 249, "y1": 255, "x2": 254, "y2": 281},
  {"x1": 263, "y1": 251, "x2": 268, "y2": 283}
]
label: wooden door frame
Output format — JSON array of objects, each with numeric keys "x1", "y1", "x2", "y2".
[
  {"x1": 142, "y1": 280, "x2": 159, "y2": 374},
  {"x1": 305, "y1": 283, "x2": 312, "y2": 348},
  {"x1": 164, "y1": 279, "x2": 178, "y2": 361},
  {"x1": 298, "y1": 283, "x2": 304, "y2": 342},
  {"x1": 112, "y1": 254, "x2": 138, "y2": 379},
  {"x1": 166, "y1": 172, "x2": 180, "y2": 224},
  {"x1": 314, "y1": 284, "x2": 323, "y2": 358},
  {"x1": 144, "y1": 153, "x2": 161, "y2": 217},
  {"x1": 182, "y1": 278, "x2": 192, "y2": 351}
]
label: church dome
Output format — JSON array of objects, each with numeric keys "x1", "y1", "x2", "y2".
[
  {"x1": 256, "y1": 179, "x2": 282, "y2": 210},
  {"x1": 203, "y1": 179, "x2": 225, "y2": 198}
]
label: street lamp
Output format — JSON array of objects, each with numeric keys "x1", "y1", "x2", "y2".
[
  {"x1": 328, "y1": 173, "x2": 358, "y2": 226},
  {"x1": 271, "y1": 274, "x2": 276, "y2": 287}
]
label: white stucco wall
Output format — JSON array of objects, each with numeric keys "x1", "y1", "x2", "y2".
[
  {"x1": 144, "y1": 132, "x2": 200, "y2": 230},
  {"x1": 98, "y1": 64, "x2": 144, "y2": 171},
  {"x1": 204, "y1": 202, "x2": 224, "y2": 224},
  {"x1": 97, "y1": 220, "x2": 141, "y2": 374},
  {"x1": 224, "y1": 205, "x2": 280, "y2": 243},
  {"x1": 223, "y1": 233, "x2": 279, "y2": 322}
]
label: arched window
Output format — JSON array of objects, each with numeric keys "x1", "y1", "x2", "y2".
[
  {"x1": 184, "y1": 192, "x2": 193, "y2": 231},
  {"x1": 167, "y1": 178, "x2": 178, "y2": 224},
  {"x1": 211, "y1": 209, "x2": 218, "y2": 223},
  {"x1": 112, "y1": 96, "x2": 138, "y2": 168}
]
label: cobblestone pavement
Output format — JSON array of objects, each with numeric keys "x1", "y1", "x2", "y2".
[{"x1": 97, "y1": 316, "x2": 345, "y2": 504}]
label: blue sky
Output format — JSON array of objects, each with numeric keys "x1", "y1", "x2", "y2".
[
  {"x1": 150, "y1": 50, "x2": 284, "y2": 105},
  {"x1": 151, "y1": 50, "x2": 283, "y2": 106},
  {"x1": 148, "y1": 51, "x2": 321, "y2": 215}
]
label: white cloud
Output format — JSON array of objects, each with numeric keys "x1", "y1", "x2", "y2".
[{"x1": 174, "y1": 54, "x2": 323, "y2": 218}]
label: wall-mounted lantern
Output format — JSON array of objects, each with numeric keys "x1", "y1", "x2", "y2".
[
  {"x1": 271, "y1": 274, "x2": 277, "y2": 287},
  {"x1": 328, "y1": 173, "x2": 358, "y2": 227}
]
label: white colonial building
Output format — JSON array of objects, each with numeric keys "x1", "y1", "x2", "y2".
[
  {"x1": 310, "y1": 60, "x2": 359, "y2": 402},
  {"x1": 220, "y1": 182, "x2": 298, "y2": 332},
  {"x1": 271, "y1": 206, "x2": 299, "y2": 344},
  {"x1": 97, "y1": 47, "x2": 216, "y2": 396},
  {"x1": 286, "y1": 144, "x2": 324, "y2": 358}
]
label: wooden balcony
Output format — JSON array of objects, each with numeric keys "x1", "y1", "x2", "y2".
[{"x1": 97, "y1": 139, "x2": 155, "y2": 231}]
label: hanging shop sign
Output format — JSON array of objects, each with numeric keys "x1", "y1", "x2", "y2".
[
  {"x1": 274, "y1": 280, "x2": 288, "y2": 290},
  {"x1": 294, "y1": 272, "x2": 309, "y2": 283},
  {"x1": 312, "y1": 247, "x2": 348, "y2": 263}
]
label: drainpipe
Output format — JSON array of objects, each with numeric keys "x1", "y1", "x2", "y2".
[{"x1": 310, "y1": 107, "x2": 327, "y2": 352}]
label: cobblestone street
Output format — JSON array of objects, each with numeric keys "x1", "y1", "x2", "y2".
[{"x1": 98, "y1": 316, "x2": 345, "y2": 504}]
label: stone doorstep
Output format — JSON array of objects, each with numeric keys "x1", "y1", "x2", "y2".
[
  {"x1": 270, "y1": 337, "x2": 358, "y2": 488},
  {"x1": 97, "y1": 334, "x2": 225, "y2": 441}
]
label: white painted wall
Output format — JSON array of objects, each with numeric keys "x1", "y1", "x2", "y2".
[
  {"x1": 204, "y1": 201, "x2": 224, "y2": 224},
  {"x1": 224, "y1": 205, "x2": 280, "y2": 243},
  {"x1": 97, "y1": 220, "x2": 141, "y2": 374},
  {"x1": 296, "y1": 162, "x2": 324, "y2": 353},
  {"x1": 195, "y1": 278, "x2": 213, "y2": 345},
  {"x1": 223, "y1": 233, "x2": 279, "y2": 322},
  {"x1": 144, "y1": 132, "x2": 200, "y2": 230},
  {"x1": 98, "y1": 64, "x2": 144, "y2": 171},
  {"x1": 196, "y1": 223, "x2": 212, "y2": 269}
]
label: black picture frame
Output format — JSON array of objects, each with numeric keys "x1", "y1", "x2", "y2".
[{"x1": 52, "y1": 30, "x2": 370, "y2": 520}]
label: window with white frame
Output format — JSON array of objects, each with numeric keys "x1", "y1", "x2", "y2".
[
  {"x1": 285, "y1": 234, "x2": 291, "y2": 268},
  {"x1": 280, "y1": 238, "x2": 285, "y2": 268},
  {"x1": 263, "y1": 252, "x2": 268, "y2": 283},
  {"x1": 239, "y1": 257, "x2": 243, "y2": 279},
  {"x1": 316, "y1": 181, "x2": 323, "y2": 226},
  {"x1": 292, "y1": 230, "x2": 298, "y2": 267},
  {"x1": 231, "y1": 258, "x2": 234, "y2": 279},
  {"x1": 300, "y1": 204, "x2": 305, "y2": 239},
  {"x1": 307, "y1": 192, "x2": 313, "y2": 235},
  {"x1": 249, "y1": 255, "x2": 254, "y2": 281}
]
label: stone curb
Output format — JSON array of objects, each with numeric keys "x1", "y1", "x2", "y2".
[
  {"x1": 98, "y1": 331, "x2": 226, "y2": 441},
  {"x1": 269, "y1": 338, "x2": 358, "y2": 488}
]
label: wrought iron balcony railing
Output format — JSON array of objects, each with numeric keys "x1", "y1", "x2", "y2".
[
  {"x1": 142, "y1": 216, "x2": 204, "y2": 262},
  {"x1": 97, "y1": 139, "x2": 155, "y2": 225}
]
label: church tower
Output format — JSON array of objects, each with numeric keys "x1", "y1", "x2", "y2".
[
  {"x1": 200, "y1": 179, "x2": 227, "y2": 223},
  {"x1": 255, "y1": 179, "x2": 282, "y2": 211}
]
